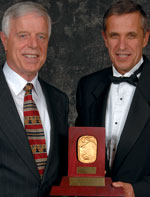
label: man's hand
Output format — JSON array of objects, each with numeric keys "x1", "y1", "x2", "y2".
[{"x1": 112, "y1": 181, "x2": 135, "y2": 197}]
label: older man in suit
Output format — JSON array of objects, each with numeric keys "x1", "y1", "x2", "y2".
[
  {"x1": 76, "y1": 0, "x2": 150, "y2": 197},
  {"x1": 0, "y1": 2, "x2": 68, "y2": 197}
]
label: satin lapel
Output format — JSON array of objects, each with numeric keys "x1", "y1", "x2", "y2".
[
  {"x1": 90, "y1": 84, "x2": 110, "y2": 126},
  {"x1": 112, "y1": 57, "x2": 150, "y2": 172},
  {"x1": 0, "y1": 70, "x2": 39, "y2": 179},
  {"x1": 90, "y1": 69, "x2": 112, "y2": 126},
  {"x1": 90, "y1": 69, "x2": 112, "y2": 174}
]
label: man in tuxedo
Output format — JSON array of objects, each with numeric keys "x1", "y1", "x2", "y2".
[
  {"x1": 76, "y1": 0, "x2": 150, "y2": 196},
  {"x1": 0, "y1": 2, "x2": 68, "y2": 197}
]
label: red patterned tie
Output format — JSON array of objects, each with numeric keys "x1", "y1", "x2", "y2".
[{"x1": 24, "y1": 83, "x2": 47, "y2": 178}]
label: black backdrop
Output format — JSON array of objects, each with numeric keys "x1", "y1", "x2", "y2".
[{"x1": 0, "y1": 0, "x2": 149, "y2": 125}]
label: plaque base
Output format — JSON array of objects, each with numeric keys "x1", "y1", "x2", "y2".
[
  {"x1": 50, "y1": 176, "x2": 125, "y2": 196},
  {"x1": 69, "y1": 176, "x2": 105, "y2": 186}
]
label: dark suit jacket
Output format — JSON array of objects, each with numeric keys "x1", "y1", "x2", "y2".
[
  {"x1": 76, "y1": 56, "x2": 150, "y2": 197},
  {"x1": 0, "y1": 68, "x2": 69, "y2": 197}
]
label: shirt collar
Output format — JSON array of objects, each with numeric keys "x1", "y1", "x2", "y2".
[
  {"x1": 3, "y1": 62, "x2": 39, "y2": 96},
  {"x1": 112, "y1": 56, "x2": 143, "y2": 77}
]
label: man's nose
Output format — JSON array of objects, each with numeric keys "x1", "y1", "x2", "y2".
[
  {"x1": 118, "y1": 37, "x2": 127, "y2": 50},
  {"x1": 28, "y1": 36, "x2": 38, "y2": 48}
]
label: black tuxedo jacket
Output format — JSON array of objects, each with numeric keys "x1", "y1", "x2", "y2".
[
  {"x1": 0, "y1": 68, "x2": 69, "y2": 197},
  {"x1": 76, "y1": 56, "x2": 150, "y2": 197}
]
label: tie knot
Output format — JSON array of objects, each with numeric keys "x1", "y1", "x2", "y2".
[{"x1": 24, "y1": 83, "x2": 33, "y2": 92}]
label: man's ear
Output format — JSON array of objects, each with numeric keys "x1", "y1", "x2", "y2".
[
  {"x1": 102, "y1": 31, "x2": 108, "y2": 48},
  {"x1": 143, "y1": 31, "x2": 150, "y2": 48},
  {"x1": 0, "y1": 32, "x2": 8, "y2": 52}
]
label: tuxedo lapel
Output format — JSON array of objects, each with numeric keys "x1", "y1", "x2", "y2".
[
  {"x1": 90, "y1": 69, "x2": 112, "y2": 126},
  {"x1": 0, "y1": 69, "x2": 40, "y2": 179},
  {"x1": 89, "y1": 69, "x2": 112, "y2": 174},
  {"x1": 90, "y1": 84, "x2": 110, "y2": 126},
  {"x1": 112, "y1": 57, "x2": 150, "y2": 173}
]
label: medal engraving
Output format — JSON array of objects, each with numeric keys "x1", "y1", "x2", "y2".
[{"x1": 78, "y1": 135, "x2": 97, "y2": 163}]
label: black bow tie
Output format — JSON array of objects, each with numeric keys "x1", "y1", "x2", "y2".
[{"x1": 110, "y1": 64, "x2": 143, "y2": 86}]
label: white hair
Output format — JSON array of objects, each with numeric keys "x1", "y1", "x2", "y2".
[{"x1": 2, "y1": 1, "x2": 51, "y2": 38}]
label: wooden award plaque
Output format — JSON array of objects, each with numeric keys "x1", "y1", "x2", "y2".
[
  {"x1": 68, "y1": 127, "x2": 105, "y2": 186},
  {"x1": 50, "y1": 127, "x2": 124, "y2": 197}
]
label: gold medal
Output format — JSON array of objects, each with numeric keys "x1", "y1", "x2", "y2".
[{"x1": 78, "y1": 135, "x2": 97, "y2": 163}]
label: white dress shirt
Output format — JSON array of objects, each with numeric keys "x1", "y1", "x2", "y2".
[
  {"x1": 105, "y1": 57, "x2": 143, "y2": 169},
  {"x1": 3, "y1": 62, "x2": 51, "y2": 155}
]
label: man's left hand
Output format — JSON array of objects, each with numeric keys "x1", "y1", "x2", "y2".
[{"x1": 112, "y1": 181, "x2": 135, "y2": 197}]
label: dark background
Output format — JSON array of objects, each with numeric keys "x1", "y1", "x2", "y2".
[{"x1": 0, "y1": 0, "x2": 150, "y2": 125}]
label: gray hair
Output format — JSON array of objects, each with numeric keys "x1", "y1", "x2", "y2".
[
  {"x1": 103, "y1": 0, "x2": 149, "y2": 35},
  {"x1": 2, "y1": 1, "x2": 51, "y2": 38}
]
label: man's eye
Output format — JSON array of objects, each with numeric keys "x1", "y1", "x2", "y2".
[
  {"x1": 18, "y1": 34, "x2": 27, "y2": 38},
  {"x1": 38, "y1": 35, "x2": 46, "y2": 40},
  {"x1": 110, "y1": 34, "x2": 119, "y2": 39},
  {"x1": 128, "y1": 34, "x2": 136, "y2": 39}
]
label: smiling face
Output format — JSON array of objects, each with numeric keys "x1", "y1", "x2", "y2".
[
  {"x1": 102, "y1": 12, "x2": 149, "y2": 74},
  {"x1": 1, "y1": 12, "x2": 49, "y2": 81}
]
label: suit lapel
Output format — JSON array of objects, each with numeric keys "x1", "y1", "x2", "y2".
[
  {"x1": 89, "y1": 69, "x2": 112, "y2": 174},
  {"x1": 0, "y1": 69, "x2": 40, "y2": 180},
  {"x1": 39, "y1": 80, "x2": 61, "y2": 182},
  {"x1": 90, "y1": 69, "x2": 112, "y2": 126},
  {"x1": 112, "y1": 56, "x2": 150, "y2": 172}
]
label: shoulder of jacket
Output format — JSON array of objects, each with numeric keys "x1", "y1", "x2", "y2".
[{"x1": 79, "y1": 67, "x2": 112, "y2": 83}]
